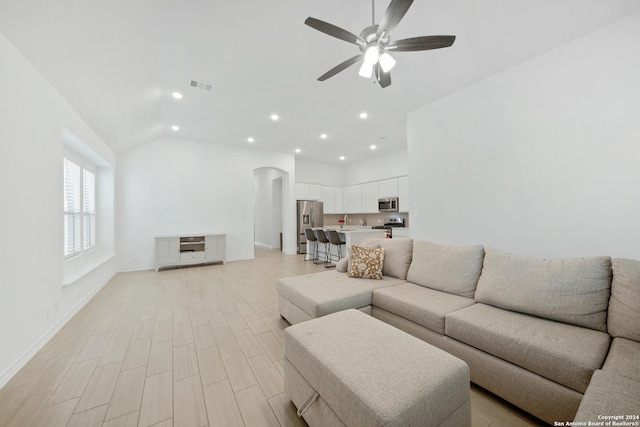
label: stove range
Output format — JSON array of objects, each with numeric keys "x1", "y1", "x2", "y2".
[{"x1": 371, "y1": 217, "x2": 404, "y2": 237}]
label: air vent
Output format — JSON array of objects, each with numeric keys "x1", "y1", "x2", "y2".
[{"x1": 190, "y1": 79, "x2": 213, "y2": 91}]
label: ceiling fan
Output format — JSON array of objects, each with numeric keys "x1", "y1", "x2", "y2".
[{"x1": 305, "y1": 0, "x2": 456, "y2": 88}]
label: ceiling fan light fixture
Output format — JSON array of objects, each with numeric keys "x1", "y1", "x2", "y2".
[
  {"x1": 358, "y1": 61, "x2": 375, "y2": 78},
  {"x1": 379, "y1": 52, "x2": 396, "y2": 73},
  {"x1": 363, "y1": 45, "x2": 380, "y2": 64},
  {"x1": 305, "y1": 0, "x2": 456, "y2": 89}
]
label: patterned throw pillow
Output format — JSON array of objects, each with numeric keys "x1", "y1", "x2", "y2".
[{"x1": 347, "y1": 245, "x2": 385, "y2": 280}]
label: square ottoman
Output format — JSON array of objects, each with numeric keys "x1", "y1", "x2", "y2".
[{"x1": 284, "y1": 309, "x2": 471, "y2": 427}]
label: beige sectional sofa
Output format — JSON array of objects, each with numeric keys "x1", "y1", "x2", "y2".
[{"x1": 277, "y1": 238, "x2": 640, "y2": 425}]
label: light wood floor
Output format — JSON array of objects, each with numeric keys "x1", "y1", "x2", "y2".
[{"x1": 0, "y1": 247, "x2": 545, "y2": 427}]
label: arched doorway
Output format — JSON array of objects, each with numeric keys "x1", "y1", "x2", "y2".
[{"x1": 253, "y1": 167, "x2": 290, "y2": 256}]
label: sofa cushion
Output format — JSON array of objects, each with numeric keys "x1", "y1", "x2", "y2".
[
  {"x1": 574, "y1": 370, "x2": 640, "y2": 423},
  {"x1": 405, "y1": 240, "x2": 485, "y2": 298},
  {"x1": 474, "y1": 248, "x2": 612, "y2": 332},
  {"x1": 277, "y1": 270, "x2": 405, "y2": 319},
  {"x1": 608, "y1": 258, "x2": 640, "y2": 341},
  {"x1": 372, "y1": 283, "x2": 475, "y2": 335},
  {"x1": 352, "y1": 238, "x2": 414, "y2": 280},
  {"x1": 378, "y1": 238, "x2": 414, "y2": 280},
  {"x1": 347, "y1": 246, "x2": 385, "y2": 279},
  {"x1": 602, "y1": 337, "x2": 640, "y2": 382},
  {"x1": 445, "y1": 303, "x2": 611, "y2": 393}
]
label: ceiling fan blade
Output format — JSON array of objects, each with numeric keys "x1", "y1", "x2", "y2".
[
  {"x1": 318, "y1": 55, "x2": 363, "y2": 81},
  {"x1": 377, "y1": 0, "x2": 414, "y2": 37},
  {"x1": 375, "y1": 63, "x2": 392, "y2": 88},
  {"x1": 389, "y1": 35, "x2": 456, "y2": 52},
  {"x1": 305, "y1": 17, "x2": 364, "y2": 45}
]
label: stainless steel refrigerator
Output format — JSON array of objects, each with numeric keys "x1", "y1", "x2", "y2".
[{"x1": 297, "y1": 200, "x2": 324, "y2": 254}]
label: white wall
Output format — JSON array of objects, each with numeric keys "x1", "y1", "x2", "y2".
[
  {"x1": 295, "y1": 160, "x2": 344, "y2": 187},
  {"x1": 116, "y1": 137, "x2": 297, "y2": 270},
  {"x1": 407, "y1": 12, "x2": 640, "y2": 259},
  {"x1": 296, "y1": 149, "x2": 408, "y2": 188},
  {"x1": 0, "y1": 32, "x2": 116, "y2": 387},
  {"x1": 272, "y1": 176, "x2": 283, "y2": 249},
  {"x1": 254, "y1": 168, "x2": 284, "y2": 249},
  {"x1": 343, "y1": 149, "x2": 408, "y2": 186}
]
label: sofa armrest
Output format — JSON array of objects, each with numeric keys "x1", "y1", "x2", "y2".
[{"x1": 336, "y1": 257, "x2": 348, "y2": 273}]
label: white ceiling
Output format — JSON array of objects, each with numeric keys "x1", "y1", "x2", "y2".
[{"x1": 1, "y1": 0, "x2": 639, "y2": 165}]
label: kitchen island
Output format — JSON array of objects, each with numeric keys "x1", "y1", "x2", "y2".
[
  {"x1": 332, "y1": 227, "x2": 387, "y2": 248},
  {"x1": 311, "y1": 227, "x2": 387, "y2": 263}
]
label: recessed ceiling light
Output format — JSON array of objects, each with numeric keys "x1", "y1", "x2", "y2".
[
  {"x1": 247, "y1": 137, "x2": 255, "y2": 143},
  {"x1": 171, "y1": 125, "x2": 180, "y2": 131},
  {"x1": 171, "y1": 92, "x2": 183, "y2": 99},
  {"x1": 320, "y1": 133, "x2": 328, "y2": 139},
  {"x1": 359, "y1": 112, "x2": 368, "y2": 119},
  {"x1": 270, "y1": 114, "x2": 279, "y2": 121},
  {"x1": 295, "y1": 148, "x2": 301, "y2": 153},
  {"x1": 339, "y1": 156, "x2": 346, "y2": 161},
  {"x1": 370, "y1": 145, "x2": 377, "y2": 150}
]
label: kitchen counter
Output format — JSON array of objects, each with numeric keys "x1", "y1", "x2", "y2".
[
  {"x1": 338, "y1": 228, "x2": 387, "y2": 248},
  {"x1": 312, "y1": 227, "x2": 387, "y2": 263}
]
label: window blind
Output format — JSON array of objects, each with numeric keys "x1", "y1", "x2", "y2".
[
  {"x1": 64, "y1": 157, "x2": 96, "y2": 257},
  {"x1": 64, "y1": 158, "x2": 81, "y2": 256}
]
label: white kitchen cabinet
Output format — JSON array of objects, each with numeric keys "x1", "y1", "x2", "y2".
[
  {"x1": 296, "y1": 183, "x2": 322, "y2": 201},
  {"x1": 309, "y1": 184, "x2": 322, "y2": 201},
  {"x1": 398, "y1": 176, "x2": 409, "y2": 212},
  {"x1": 302, "y1": 177, "x2": 406, "y2": 214},
  {"x1": 321, "y1": 186, "x2": 334, "y2": 213},
  {"x1": 378, "y1": 178, "x2": 398, "y2": 198},
  {"x1": 361, "y1": 182, "x2": 379, "y2": 213},
  {"x1": 393, "y1": 228, "x2": 410, "y2": 238},
  {"x1": 322, "y1": 186, "x2": 343, "y2": 214},
  {"x1": 334, "y1": 187, "x2": 343, "y2": 213},
  {"x1": 342, "y1": 187, "x2": 349, "y2": 213},
  {"x1": 155, "y1": 234, "x2": 226, "y2": 271},
  {"x1": 295, "y1": 183, "x2": 309, "y2": 200},
  {"x1": 345, "y1": 185, "x2": 362, "y2": 213}
]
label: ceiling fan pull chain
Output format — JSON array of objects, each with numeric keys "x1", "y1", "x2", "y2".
[{"x1": 371, "y1": 0, "x2": 375, "y2": 26}]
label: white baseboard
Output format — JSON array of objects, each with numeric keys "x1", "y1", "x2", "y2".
[
  {"x1": 117, "y1": 264, "x2": 155, "y2": 273},
  {"x1": 254, "y1": 241, "x2": 274, "y2": 250},
  {"x1": 0, "y1": 271, "x2": 116, "y2": 389}
]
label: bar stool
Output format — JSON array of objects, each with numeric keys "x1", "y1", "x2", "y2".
[
  {"x1": 327, "y1": 230, "x2": 346, "y2": 264},
  {"x1": 304, "y1": 228, "x2": 318, "y2": 263},
  {"x1": 314, "y1": 229, "x2": 331, "y2": 267}
]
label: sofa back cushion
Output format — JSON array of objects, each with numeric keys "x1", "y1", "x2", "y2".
[
  {"x1": 406, "y1": 240, "x2": 484, "y2": 298},
  {"x1": 360, "y1": 238, "x2": 413, "y2": 280},
  {"x1": 475, "y1": 248, "x2": 612, "y2": 332},
  {"x1": 608, "y1": 258, "x2": 640, "y2": 341}
]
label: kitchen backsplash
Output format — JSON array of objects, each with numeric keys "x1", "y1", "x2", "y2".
[{"x1": 324, "y1": 212, "x2": 409, "y2": 228}]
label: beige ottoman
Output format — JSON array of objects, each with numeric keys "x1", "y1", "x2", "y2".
[{"x1": 284, "y1": 309, "x2": 471, "y2": 427}]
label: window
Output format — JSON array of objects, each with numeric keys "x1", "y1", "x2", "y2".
[{"x1": 64, "y1": 157, "x2": 95, "y2": 257}]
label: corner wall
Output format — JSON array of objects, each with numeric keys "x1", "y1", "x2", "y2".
[
  {"x1": 0, "y1": 31, "x2": 116, "y2": 387},
  {"x1": 407, "y1": 12, "x2": 640, "y2": 259}
]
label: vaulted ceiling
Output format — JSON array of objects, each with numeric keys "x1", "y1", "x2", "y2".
[{"x1": 1, "y1": 1, "x2": 639, "y2": 164}]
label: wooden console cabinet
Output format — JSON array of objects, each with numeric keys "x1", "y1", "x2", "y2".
[{"x1": 155, "y1": 233, "x2": 226, "y2": 271}]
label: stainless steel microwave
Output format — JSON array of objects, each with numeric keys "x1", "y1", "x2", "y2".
[{"x1": 378, "y1": 197, "x2": 399, "y2": 212}]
